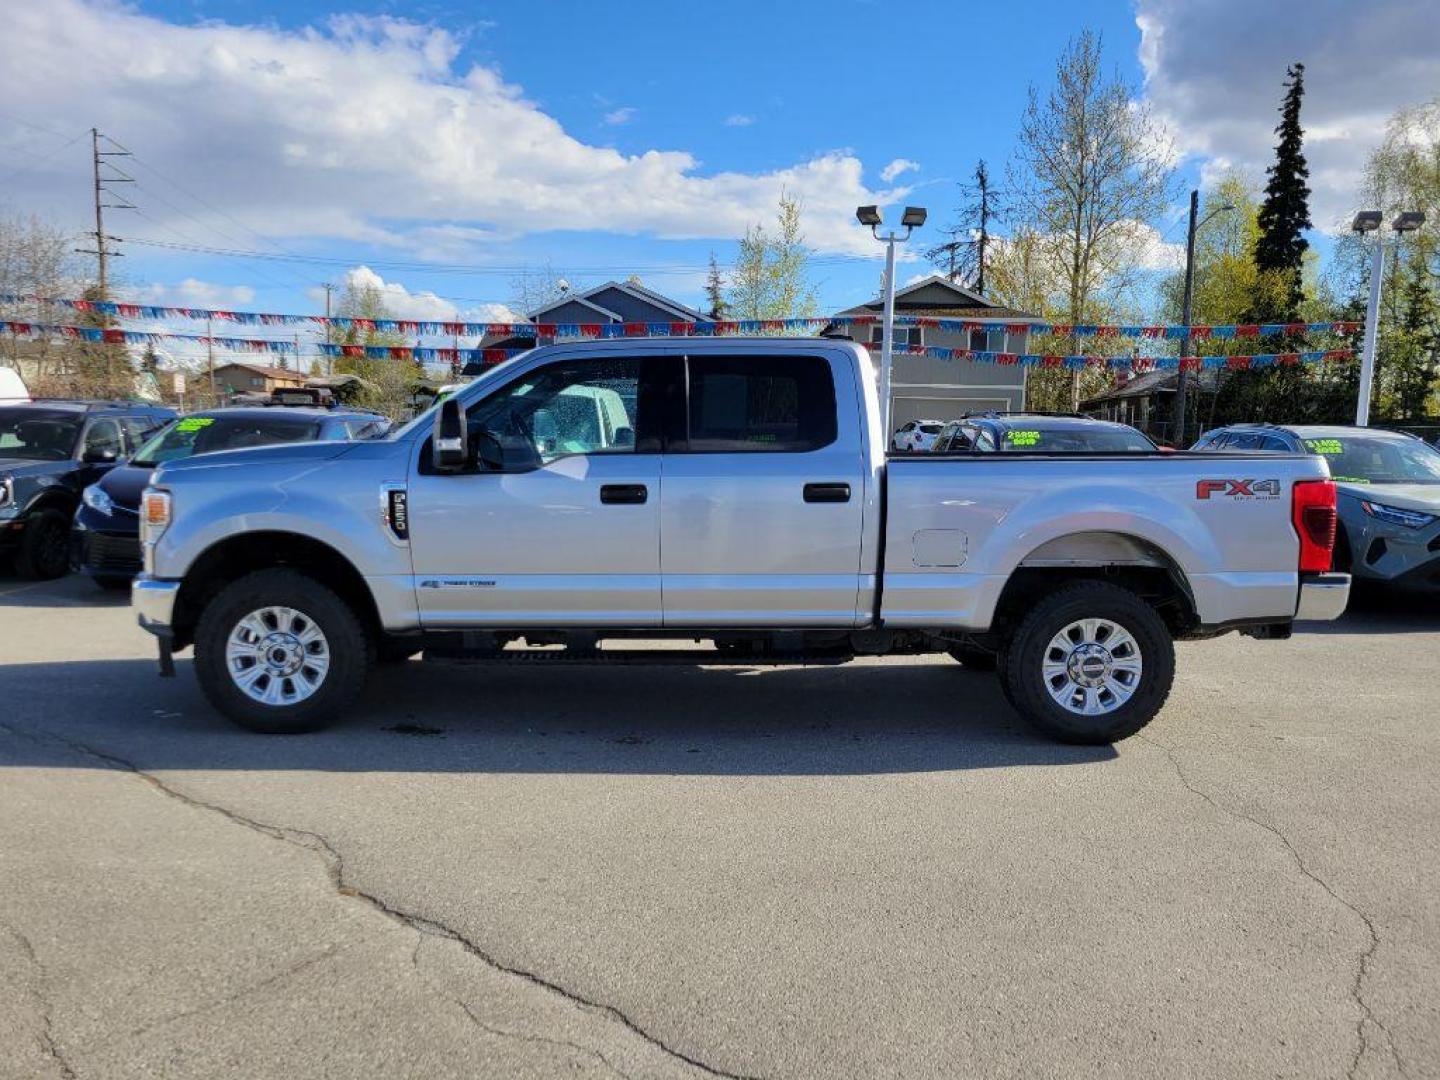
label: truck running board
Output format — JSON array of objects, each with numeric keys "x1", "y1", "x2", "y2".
[{"x1": 421, "y1": 647, "x2": 855, "y2": 667}]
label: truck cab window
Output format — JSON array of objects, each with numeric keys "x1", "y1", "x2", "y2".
[
  {"x1": 683, "y1": 355, "x2": 836, "y2": 453},
  {"x1": 466, "y1": 357, "x2": 645, "y2": 465}
]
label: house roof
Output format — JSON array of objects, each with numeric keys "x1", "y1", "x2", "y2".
[
  {"x1": 1080, "y1": 369, "x2": 1220, "y2": 406},
  {"x1": 529, "y1": 280, "x2": 703, "y2": 323},
  {"x1": 834, "y1": 274, "x2": 1039, "y2": 319},
  {"x1": 212, "y1": 362, "x2": 304, "y2": 381}
]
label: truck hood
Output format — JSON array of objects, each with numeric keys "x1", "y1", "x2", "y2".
[
  {"x1": 1337, "y1": 482, "x2": 1440, "y2": 513},
  {"x1": 155, "y1": 439, "x2": 357, "y2": 478},
  {"x1": 0, "y1": 457, "x2": 75, "y2": 481}
]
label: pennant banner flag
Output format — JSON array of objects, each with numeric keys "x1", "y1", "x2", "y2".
[
  {"x1": 0, "y1": 294, "x2": 1364, "y2": 341},
  {"x1": 0, "y1": 321, "x2": 297, "y2": 354}
]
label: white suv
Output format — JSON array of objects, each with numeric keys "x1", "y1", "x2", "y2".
[{"x1": 893, "y1": 419, "x2": 945, "y2": 452}]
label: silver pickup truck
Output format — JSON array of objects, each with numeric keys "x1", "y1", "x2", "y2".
[{"x1": 132, "y1": 338, "x2": 1349, "y2": 743}]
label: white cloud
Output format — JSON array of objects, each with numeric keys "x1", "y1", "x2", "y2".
[
  {"x1": 307, "y1": 266, "x2": 522, "y2": 325},
  {"x1": 130, "y1": 279, "x2": 257, "y2": 308},
  {"x1": 1137, "y1": 0, "x2": 1440, "y2": 230},
  {"x1": 724, "y1": 114, "x2": 755, "y2": 127},
  {"x1": 880, "y1": 158, "x2": 920, "y2": 183},
  {"x1": 0, "y1": 1, "x2": 896, "y2": 257},
  {"x1": 602, "y1": 107, "x2": 636, "y2": 126}
]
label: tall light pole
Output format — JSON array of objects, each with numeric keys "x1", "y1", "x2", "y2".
[
  {"x1": 857, "y1": 204, "x2": 927, "y2": 441},
  {"x1": 1170, "y1": 190, "x2": 1235, "y2": 447},
  {"x1": 1353, "y1": 210, "x2": 1426, "y2": 426}
]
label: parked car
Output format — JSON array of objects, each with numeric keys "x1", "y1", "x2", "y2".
[
  {"x1": 892, "y1": 419, "x2": 945, "y2": 452},
  {"x1": 132, "y1": 338, "x2": 1347, "y2": 745},
  {"x1": 1193, "y1": 423, "x2": 1440, "y2": 591},
  {"x1": 0, "y1": 399, "x2": 175, "y2": 579},
  {"x1": 74, "y1": 405, "x2": 391, "y2": 589},
  {"x1": 932, "y1": 413, "x2": 1159, "y2": 454}
]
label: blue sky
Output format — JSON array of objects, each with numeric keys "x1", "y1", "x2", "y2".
[{"x1": 1, "y1": 0, "x2": 1435, "y2": 365}]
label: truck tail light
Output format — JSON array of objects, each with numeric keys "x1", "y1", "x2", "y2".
[{"x1": 1292, "y1": 479, "x2": 1337, "y2": 572}]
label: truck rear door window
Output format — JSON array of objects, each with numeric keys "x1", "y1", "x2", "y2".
[{"x1": 683, "y1": 356, "x2": 836, "y2": 453}]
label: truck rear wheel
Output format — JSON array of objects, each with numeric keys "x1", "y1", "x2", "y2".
[
  {"x1": 194, "y1": 569, "x2": 371, "y2": 734},
  {"x1": 1001, "y1": 581, "x2": 1174, "y2": 744}
]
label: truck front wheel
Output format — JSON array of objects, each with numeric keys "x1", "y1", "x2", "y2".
[
  {"x1": 194, "y1": 569, "x2": 371, "y2": 734},
  {"x1": 1001, "y1": 581, "x2": 1174, "y2": 744}
]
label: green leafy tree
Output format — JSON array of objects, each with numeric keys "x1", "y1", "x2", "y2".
[{"x1": 726, "y1": 193, "x2": 818, "y2": 322}]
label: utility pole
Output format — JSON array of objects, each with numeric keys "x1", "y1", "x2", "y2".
[
  {"x1": 77, "y1": 128, "x2": 135, "y2": 302},
  {"x1": 206, "y1": 316, "x2": 216, "y2": 400},
  {"x1": 1170, "y1": 190, "x2": 1236, "y2": 446},
  {"x1": 322, "y1": 282, "x2": 335, "y2": 376}
]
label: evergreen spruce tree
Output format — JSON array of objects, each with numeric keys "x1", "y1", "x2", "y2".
[
  {"x1": 704, "y1": 252, "x2": 728, "y2": 319},
  {"x1": 1253, "y1": 63, "x2": 1312, "y2": 321}
]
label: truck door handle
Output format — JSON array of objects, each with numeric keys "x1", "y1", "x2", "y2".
[
  {"x1": 600, "y1": 484, "x2": 648, "y2": 505},
  {"x1": 803, "y1": 482, "x2": 851, "y2": 503}
]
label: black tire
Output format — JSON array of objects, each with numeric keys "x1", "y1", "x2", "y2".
[
  {"x1": 194, "y1": 569, "x2": 371, "y2": 734},
  {"x1": 947, "y1": 646, "x2": 998, "y2": 671},
  {"x1": 15, "y1": 508, "x2": 71, "y2": 580},
  {"x1": 1001, "y1": 581, "x2": 1175, "y2": 745},
  {"x1": 92, "y1": 574, "x2": 133, "y2": 592}
]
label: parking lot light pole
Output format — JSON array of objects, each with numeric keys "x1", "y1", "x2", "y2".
[
  {"x1": 1354, "y1": 210, "x2": 1426, "y2": 426},
  {"x1": 858, "y1": 204, "x2": 926, "y2": 440},
  {"x1": 1170, "y1": 190, "x2": 1235, "y2": 447}
]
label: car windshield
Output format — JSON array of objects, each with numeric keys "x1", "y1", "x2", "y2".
[
  {"x1": 132, "y1": 415, "x2": 321, "y2": 467},
  {"x1": 918, "y1": 424, "x2": 943, "y2": 435},
  {"x1": 0, "y1": 407, "x2": 82, "y2": 461},
  {"x1": 997, "y1": 426, "x2": 1156, "y2": 452},
  {"x1": 1302, "y1": 435, "x2": 1440, "y2": 485}
]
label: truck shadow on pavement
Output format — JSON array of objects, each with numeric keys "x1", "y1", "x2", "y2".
[{"x1": 0, "y1": 655, "x2": 1117, "y2": 775}]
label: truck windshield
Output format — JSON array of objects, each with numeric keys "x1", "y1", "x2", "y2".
[
  {"x1": 1303, "y1": 435, "x2": 1440, "y2": 485},
  {"x1": 999, "y1": 427, "x2": 1156, "y2": 452},
  {"x1": 0, "y1": 408, "x2": 82, "y2": 461},
  {"x1": 132, "y1": 415, "x2": 320, "y2": 467}
]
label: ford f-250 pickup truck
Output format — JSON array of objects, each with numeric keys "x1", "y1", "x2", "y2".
[{"x1": 131, "y1": 337, "x2": 1349, "y2": 743}]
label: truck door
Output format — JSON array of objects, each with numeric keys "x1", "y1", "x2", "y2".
[
  {"x1": 660, "y1": 352, "x2": 868, "y2": 627},
  {"x1": 406, "y1": 355, "x2": 663, "y2": 626}
]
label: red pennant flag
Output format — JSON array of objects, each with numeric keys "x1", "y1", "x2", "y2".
[
  {"x1": 482, "y1": 349, "x2": 508, "y2": 365},
  {"x1": 670, "y1": 322, "x2": 691, "y2": 336},
  {"x1": 1190, "y1": 326, "x2": 1213, "y2": 340},
  {"x1": 1235, "y1": 324, "x2": 1260, "y2": 337},
  {"x1": 1226, "y1": 356, "x2": 1252, "y2": 370},
  {"x1": 1180, "y1": 356, "x2": 1202, "y2": 371},
  {"x1": 579, "y1": 323, "x2": 602, "y2": 337},
  {"x1": 623, "y1": 322, "x2": 646, "y2": 337}
]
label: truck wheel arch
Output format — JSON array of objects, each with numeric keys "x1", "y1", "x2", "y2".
[
  {"x1": 171, "y1": 531, "x2": 380, "y2": 651},
  {"x1": 997, "y1": 530, "x2": 1199, "y2": 637}
]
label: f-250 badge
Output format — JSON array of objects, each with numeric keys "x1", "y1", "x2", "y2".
[{"x1": 1196, "y1": 479, "x2": 1281, "y2": 501}]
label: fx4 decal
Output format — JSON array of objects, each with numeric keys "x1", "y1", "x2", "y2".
[{"x1": 1196, "y1": 478, "x2": 1282, "y2": 501}]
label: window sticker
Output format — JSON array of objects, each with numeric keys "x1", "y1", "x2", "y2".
[
  {"x1": 1304, "y1": 438, "x2": 1343, "y2": 455},
  {"x1": 1006, "y1": 430, "x2": 1041, "y2": 447},
  {"x1": 1330, "y1": 475, "x2": 1371, "y2": 484},
  {"x1": 174, "y1": 417, "x2": 215, "y2": 433}
]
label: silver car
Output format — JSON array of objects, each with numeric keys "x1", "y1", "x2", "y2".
[{"x1": 1193, "y1": 423, "x2": 1440, "y2": 591}]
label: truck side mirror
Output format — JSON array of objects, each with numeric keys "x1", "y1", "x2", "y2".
[{"x1": 432, "y1": 397, "x2": 471, "y2": 471}]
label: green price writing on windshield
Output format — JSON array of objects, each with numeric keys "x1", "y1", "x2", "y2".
[
  {"x1": 175, "y1": 417, "x2": 215, "y2": 433},
  {"x1": 1006, "y1": 430, "x2": 1041, "y2": 447},
  {"x1": 1305, "y1": 438, "x2": 1343, "y2": 455}
]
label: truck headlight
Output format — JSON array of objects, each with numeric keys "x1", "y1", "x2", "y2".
[
  {"x1": 1361, "y1": 500, "x2": 1437, "y2": 529},
  {"x1": 83, "y1": 484, "x2": 115, "y2": 516},
  {"x1": 141, "y1": 487, "x2": 172, "y2": 543}
]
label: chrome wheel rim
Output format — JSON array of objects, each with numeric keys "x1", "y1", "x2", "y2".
[
  {"x1": 1041, "y1": 618, "x2": 1142, "y2": 716},
  {"x1": 225, "y1": 606, "x2": 330, "y2": 707}
]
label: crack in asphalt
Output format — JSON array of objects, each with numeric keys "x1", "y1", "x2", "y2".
[
  {"x1": 0, "y1": 721, "x2": 760, "y2": 1080},
  {"x1": 1137, "y1": 733, "x2": 1408, "y2": 1080},
  {"x1": 3, "y1": 922, "x2": 79, "y2": 1079},
  {"x1": 408, "y1": 934, "x2": 633, "y2": 1080}
]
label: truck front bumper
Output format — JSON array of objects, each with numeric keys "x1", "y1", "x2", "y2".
[
  {"x1": 133, "y1": 575, "x2": 182, "y2": 675},
  {"x1": 1296, "y1": 572, "x2": 1350, "y2": 621}
]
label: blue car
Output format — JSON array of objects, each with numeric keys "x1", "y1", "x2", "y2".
[{"x1": 73, "y1": 405, "x2": 390, "y2": 589}]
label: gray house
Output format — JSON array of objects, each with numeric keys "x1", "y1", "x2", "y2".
[
  {"x1": 830, "y1": 275, "x2": 1034, "y2": 426},
  {"x1": 531, "y1": 280, "x2": 705, "y2": 329}
]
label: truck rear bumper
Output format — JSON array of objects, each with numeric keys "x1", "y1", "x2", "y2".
[{"x1": 1296, "y1": 572, "x2": 1350, "y2": 621}]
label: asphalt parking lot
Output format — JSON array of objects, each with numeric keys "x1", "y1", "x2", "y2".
[{"x1": 0, "y1": 573, "x2": 1436, "y2": 1080}]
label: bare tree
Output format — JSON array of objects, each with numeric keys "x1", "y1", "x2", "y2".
[
  {"x1": 1010, "y1": 30, "x2": 1175, "y2": 407},
  {"x1": 507, "y1": 262, "x2": 575, "y2": 316}
]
